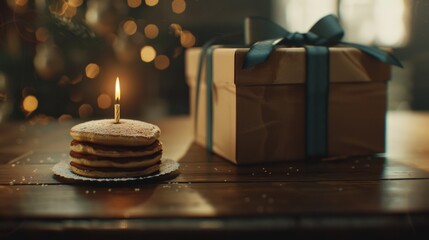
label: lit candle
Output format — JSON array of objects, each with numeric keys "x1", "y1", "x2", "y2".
[{"x1": 114, "y1": 77, "x2": 120, "y2": 123}]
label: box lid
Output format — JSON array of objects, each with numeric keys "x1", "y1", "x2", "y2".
[{"x1": 185, "y1": 47, "x2": 391, "y2": 86}]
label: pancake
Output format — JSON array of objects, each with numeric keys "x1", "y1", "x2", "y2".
[
  {"x1": 70, "y1": 161, "x2": 160, "y2": 178},
  {"x1": 69, "y1": 150, "x2": 162, "y2": 168},
  {"x1": 70, "y1": 139, "x2": 163, "y2": 158},
  {"x1": 70, "y1": 119, "x2": 161, "y2": 146},
  {"x1": 69, "y1": 119, "x2": 163, "y2": 178}
]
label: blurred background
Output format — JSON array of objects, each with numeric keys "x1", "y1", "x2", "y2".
[{"x1": 0, "y1": 0, "x2": 427, "y2": 124}]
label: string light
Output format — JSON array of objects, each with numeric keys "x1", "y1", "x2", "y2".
[
  {"x1": 85, "y1": 63, "x2": 100, "y2": 79},
  {"x1": 65, "y1": 6, "x2": 77, "y2": 18},
  {"x1": 35, "y1": 28, "x2": 49, "y2": 42},
  {"x1": 172, "y1": 0, "x2": 186, "y2": 14},
  {"x1": 169, "y1": 23, "x2": 182, "y2": 36},
  {"x1": 180, "y1": 30, "x2": 196, "y2": 48},
  {"x1": 97, "y1": 93, "x2": 112, "y2": 109},
  {"x1": 58, "y1": 114, "x2": 73, "y2": 122},
  {"x1": 23, "y1": 95, "x2": 38, "y2": 113},
  {"x1": 78, "y1": 104, "x2": 93, "y2": 118},
  {"x1": 127, "y1": 0, "x2": 142, "y2": 8},
  {"x1": 123, "y1": 20, "x2": 138, "y2": 36},
  {"x1": 67, "y1": 0, "x2": 83, "y2": 8},
  {"x1": 15, "y1": 0, "x2": 28, "y2": 7},
  {"x1": 145, "y1": 0, "x2": 159, "y2": 7},
  {"x1": 144, "y1": 24, "x2": 159, "y2": 39},
  {"x1": 154, "y1": 55, "x2": 170, "y2": 70},
  {"x1": 6, "y1": 0, "x2": 199, "y2": 121},
  {"x1": 140, "y1": 46, "x2": 156, "y2": 62}
]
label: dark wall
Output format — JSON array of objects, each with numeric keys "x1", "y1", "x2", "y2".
[{"x1": 407, "y1": 0, "x2": 429, "y2": 110}]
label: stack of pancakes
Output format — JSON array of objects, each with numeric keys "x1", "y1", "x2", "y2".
[{"x1": 69, "y1": 119, "x2": 162, "y2": 178}]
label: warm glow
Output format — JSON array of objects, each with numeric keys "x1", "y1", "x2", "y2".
[
  {"x1": 16, "y1": 0, "x2": 28, "y2": 7},
  {"x1": 145, "y1": 0, "x2": 159, "y2": 7},
  {"x1": 172, "y1": 0, "x2": 186, "y2": 14},
  {"x1": 180, "y1": 31, "x2": 196, "y2": 48},
  {"x1": 123, "y1": 20, "x2": 138, "y2": 36},
  {"x1": 49, "y1": 0, "x2": 68, "y2": 16},
  {"x1": 115, "y1": 77, "x2": 120, "y2": 102},
  {"x1": 23, "y1": 95, "x2": 38, "y2": 112},
  {"x1": 97, "y1": 93, "x2": 112, "y2": 109},
  {"x1": 65, "y1": 6, "x2": 77, "y2": 18},
  {"x1": 140, "y1": 46, "x2": 156, "y2": 62},
  {"x1": 154, "y1": 55, "x2": 170, "y2": 70},
  {"x1": 78, "y1": 104, "x2": 93, "y2": 119},
  {"x1": 68, "y1": 0, "x2": 83, "y2": 7},
  {"x1": 144, "y1": 24, "x2": 159, "y2": 39},
  {"x1": 58, "y1": 114, "x2": 73, "y2": 123},
  {"x1": 85, "y1": 63, "x2": 100, "y2": 79},
  {"x1": 170, "y1": 23, "x2": 182, "y2": 36},
  {"x1": 127, "y1": 0, "x2": 142, "y2": 8},
  {"x1": 85, "y1": 5, "x2": 98, "y2": 25},
  {"x1": 35, "y1": 28, "x2": 49, "y2": 42}
]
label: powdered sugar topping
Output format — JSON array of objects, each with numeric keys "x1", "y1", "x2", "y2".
[{"x1": 70, "y1": 119, "x2": 161, "y2": 139}]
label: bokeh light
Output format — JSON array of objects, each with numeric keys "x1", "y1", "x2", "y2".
[
  {"x1": 145, "y1": 0, "x2": 159, "y2": 7},
  {"x1": 65, "y1": 6, "x2": 77, "y2": 18},
  {"x1": 78, "y1": 104, "x2": 93, "y2": 118},
  {"x1": 85, "y1": 0, "x2": 121, "y2": 35},
  {"x1": 85, "y1": 63, "x2": 100, "y2": 79},
  {"x1": 144, "y1": 24, "x2": 159, "y2": 39},
  {"x1": 85, "y1": 4, "x2": 98, "y2": 25},
  {"x1": 169, "y1": 23, "x2": 182, "y2": 36},
  {"x1": 23, "y1": 95, "x2": 38, "y2": 113},
  {"x1": 180, "y1": 30, "x2": 196, "y2": 48},
  {"x1": 58, "y1": 114, "x2": 73, "y2": 123},
  {"x1": 35, "y1": 28, "x2": 49, "y2": 42},
  {"x1": 4, "y1": 0, "x2": 199, "y2": 120},
  {"x1": 140, "y1": 46, "x2": 156, "y2": 62},
  {"x1": 49, "y1": 0, "x2": 67, "y2": 16},
  {"x1": 97, "y1": 93, "x2": 112, "y2": 109},
  {"x1": 172, "y1": 0, "x2": 186, "y2": 14},
  {"x1": 127, "y1": 0, "x2": 142, "y2": 8},
  {"x1": 67, "y1": 0, "x2": 83, "y2": 8},
  {"x1": 123, "y1": 20, "x2": 138, "y2": 36},
  {"x1": 16, "y1": 0, "x2": 28, "y2": 7},
  {"x1": 154, "y1": 55, "x2": 170, "y2": 70}
]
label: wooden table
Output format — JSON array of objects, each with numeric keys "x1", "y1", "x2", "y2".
[{"x1": 1, "y1": 111, "x2": 429, "y2": 239}]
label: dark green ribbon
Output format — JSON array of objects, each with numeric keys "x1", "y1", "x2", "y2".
[
  {"x1": 242, "y1": 15, "x2": 403, "y2": 68},
  {"x1": 195, "y1": 35, "x2": 242, "y2": 152},
  {"x1": 195, "y1": 14, "x2": 403, "y2": 157},
  {"x1": 305, "y1": 46, "x2": 330, "y2": 158}
]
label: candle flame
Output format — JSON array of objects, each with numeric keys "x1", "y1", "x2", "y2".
[{"x1": 115, "y1": 77, "x2": 120, "y2": 103}]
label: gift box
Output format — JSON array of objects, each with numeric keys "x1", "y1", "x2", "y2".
[{"x1": 185, "y1": 47, "x2": 392, "y2": 165}]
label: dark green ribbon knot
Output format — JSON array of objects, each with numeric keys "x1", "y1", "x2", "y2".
[{"x1": 242, "y1": 14, "x2": 403, "y2": 69}]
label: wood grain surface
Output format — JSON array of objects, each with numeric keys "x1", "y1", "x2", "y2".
[{"x1": 0, "y1": 111, "x2": 429, "y2": 239}]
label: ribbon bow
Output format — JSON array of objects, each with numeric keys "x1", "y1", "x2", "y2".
[{"x1": 243, "y1": 14, "x2": 403, "y2": 69}]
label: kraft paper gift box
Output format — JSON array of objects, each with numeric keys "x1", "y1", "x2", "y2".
[{"x1": 185, "y1": 47, "x2": 391, "y2": 165}]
